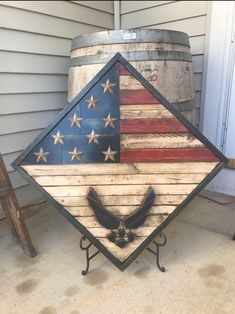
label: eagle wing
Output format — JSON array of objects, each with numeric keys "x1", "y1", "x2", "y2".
[
  {"x1": 87, "y1": 187, "x2": 120, "y2": 229},
  {"x1": 123, "y1": 187, "x2": 155, "y2": 229}
]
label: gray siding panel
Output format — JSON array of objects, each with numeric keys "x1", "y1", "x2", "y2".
[
  {"x1": 0, "y1": 0, "x2": 114, "y2": 211},
  {"x1": 0, "y1": 93, "x2": 67, "y2": 115},
  {"x1": 0, "y1": 1, "x2": 114, "y2": 28},
  {"x1": 121, "y1": 1, "x2": 207, "y2": 29}
]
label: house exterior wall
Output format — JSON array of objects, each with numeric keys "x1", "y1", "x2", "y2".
[
  {"x1": 120, "y1": 1, "x2": 209, "y2": 129},
  {"x1": 0, "y1": 1, "x2": 114, "y2": 210}
]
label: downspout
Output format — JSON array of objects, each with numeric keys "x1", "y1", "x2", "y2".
[{"x1": 114, "y1": 0, "x2": 120, "y2": 30}]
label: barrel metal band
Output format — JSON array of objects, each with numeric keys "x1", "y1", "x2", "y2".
[
  {"x1": 172, "y1": 99, "x2": 195, "y2": 112},
  {"x1": 71, "y1": 29, "x2": 190, "y2": 50},
  {"x1": 69, "y1": 51, "x2": 192, "y2": 68}
]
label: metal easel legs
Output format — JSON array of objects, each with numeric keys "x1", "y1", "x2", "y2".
[{"x1": 79, "y1": 232, "x2": 167, "y2": 275}]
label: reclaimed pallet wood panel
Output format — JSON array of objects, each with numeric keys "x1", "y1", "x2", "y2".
[{"x1": 17, "y1": 55, "x2": 224, "y2": 266}]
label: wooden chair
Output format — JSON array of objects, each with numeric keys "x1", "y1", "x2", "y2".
[{"x1": 0, "y1": 154, "x2": 36, "y2": 257}]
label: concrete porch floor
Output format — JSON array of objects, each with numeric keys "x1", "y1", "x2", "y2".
[{"x1": 0, "y1": 192, "x2": 234, "y2": 314}]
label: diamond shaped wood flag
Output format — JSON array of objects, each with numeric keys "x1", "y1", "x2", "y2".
[{"x1": 13, "y1": 54, "x2": 227, "y2": 271}]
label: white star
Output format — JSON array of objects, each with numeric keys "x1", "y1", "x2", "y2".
[
  {"x1": 86, "y1": 95, "x2": 99, "y2": 109},
  {"x1": 86, "y1": 130, "x2": 100, "y2": 144},
  {"x1": 101, "y1": 79, "x2": 116, "y2": 93},
  {"x1": 33, "y1": 147, "x2": 49, "y2": 162},
  {"x1": 102, "y1": 146, "x2": 117, "y2": 161},
  {"x1": 68, "y1": 147, "x2": 82, "y2": 161},
  {"x1": 103, "y1": 113, "x2": 117, "y2": 128},
  {"x1": 68, "y1": 113, "x2": 83, "y2": 128},
  {"x1": 51, "y1": 130, "x2": 65, "y2": 145}
]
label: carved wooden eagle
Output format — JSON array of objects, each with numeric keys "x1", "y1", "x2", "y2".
[{"x1": 87, "y1": 187, "x2": 155, "y2": 248}]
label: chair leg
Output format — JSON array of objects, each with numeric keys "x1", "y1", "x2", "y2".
[
  {"x1": 5, "y1": 192, "x2": 36, "y2": 257},
  {"x1": 1, "y1": 197, "x2": 19, "y2": 242}
]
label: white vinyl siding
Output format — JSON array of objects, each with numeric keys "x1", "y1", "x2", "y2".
[
  {"x1": 0, "y1": 0, "x2": 114, "y2": 209},
  {"x1": 120, "y1": 0, "x2": 208, "y2": 128}
]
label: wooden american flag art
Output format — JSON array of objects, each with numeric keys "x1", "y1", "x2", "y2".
[{"x1": 13, "y1": 54, "x2": 227, "y2": 271}]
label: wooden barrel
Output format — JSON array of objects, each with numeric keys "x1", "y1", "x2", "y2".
[{"x1": 68, "y1": 29, "x2": 195, "y2": 124}]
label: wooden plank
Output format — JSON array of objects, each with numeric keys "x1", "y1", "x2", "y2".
[
  {"x1": 23, "y1": 164, "x2": 138, "y2": 176},
  {"x1": 120, "y1": 89, "x2": 160, "y2": 105},
  {"x1": 121, "y1": 148, "x2": 219, "y2": 163},
  {"x1": 77, "y1": 215, "x2": 165, "y2": 228},
  {"x1": 0, "y1": 51, "x2": 69, "y2": 74},
  {"x1": 65, "y1": 205, "x2": 176, "y2": 216},
  {"x1": 121, "y1": 133, "x2": 204, "y2": 149},
  {"x1": 120, "y1": 104, "x2": 174, "y2": 119},
  {"x1": 0, "y1": 5, "x2": 104, "y2": 39},
  {"x1": 55, "y1": 194, "x2": 188, "y2": 206},
  {"x1": 120, "y1": 75, "x2": 143, "y2": 90},
  {"x1": 86, "y1": 227, "x2": 157, "y2": 238},
  {"x1": 0, "y1": 74, "x2": 67, "y2": 94},
  {"x1": 120, "y1": 118, "x2": 188, "y2": 133},
  {"x1": 0, "y1": 111, "x2": 60, "y2": 135},
  {"x1": 23, "y1": 162, "x2": 218, "y2": 176},
  {"x1": 0, "y1": 93, "x2": 67, "y2": 115},
  {"x1": 43, "y1": 184, "x2": 197, "y2": 196},
  {"x1": 0, "y1": 1, "x2": 113, "y2": 29},
  {"x1": 97, "y1": 237, "x2": 147, "y2": 261},
  {"x1": 34, "y1": 173, "x2": 209, "y2": 186},
  {"x1": 121, "y1": 1, "x2": 208, "y2": 28}
]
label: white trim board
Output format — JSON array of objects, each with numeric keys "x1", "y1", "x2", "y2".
[{"x1": 202, "y1": 1, "x2": 235, "y2": 195}]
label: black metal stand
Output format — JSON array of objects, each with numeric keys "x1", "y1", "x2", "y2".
[
  {"x1": 79, "y1": 232, "x2": 167, "y2": 275},
  {"x1": 146, "y1": 232, "x2": 167, "y2": 272},
  {"x1": 79, "y1": 236, "x2": 100, "y2": 275}
]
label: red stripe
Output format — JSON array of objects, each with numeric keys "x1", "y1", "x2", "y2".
[
  {"x1": 119, "y1": 64, "x2": 130, "y2": 76},
  {"x1": 120, "y1": 118, "x2": 188, "y2": 133},
  {"x1": 120, "y1": 89, "x2": 160, "y2": 105},
  {"x1": 121, "y1": 148, "x2": 219, "y2": 162}
]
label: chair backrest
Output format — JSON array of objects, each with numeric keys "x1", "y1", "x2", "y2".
[{"x1": 0, "y1": 153, "x2": 13, "y2": 192}]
